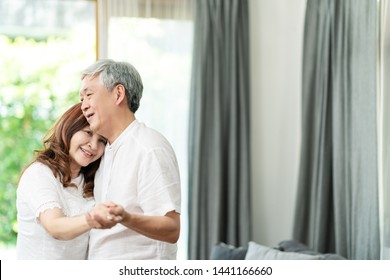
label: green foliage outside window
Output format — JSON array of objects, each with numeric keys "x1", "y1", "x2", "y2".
[{"x1": 0, "y1": 34, "x2": 94, "y2": 246}]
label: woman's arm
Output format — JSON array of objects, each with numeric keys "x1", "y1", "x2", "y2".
[
  {"x1": 38, "y1": 208, "x2": 95, "y2": 240},
  {"x1": 38, "y1": 205, "x2": 117, "y2": 240}
]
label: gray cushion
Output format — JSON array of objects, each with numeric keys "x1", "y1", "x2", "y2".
[
  {"x1": 209, "y1": 242, "x2": 247, "y2": 260},
  {"x1": 245, "y1": 241, "x2": 321, "y2": 260},
  {"x1": 278, "y1": 240, "x2": 346, "y2": 260}
]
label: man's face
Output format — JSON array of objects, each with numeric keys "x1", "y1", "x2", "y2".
[{"x1": 79, "y1": 75, "x2": 114, "y2": 138}]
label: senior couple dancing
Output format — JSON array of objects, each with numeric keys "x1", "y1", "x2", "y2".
[{"x1": 16, "y1": 59, "x2": 181, "y2": 260}]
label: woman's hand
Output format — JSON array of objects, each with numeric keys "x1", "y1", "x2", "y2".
[{"x1": 86, "y1": 202, "x2": 123, "y2": 229}]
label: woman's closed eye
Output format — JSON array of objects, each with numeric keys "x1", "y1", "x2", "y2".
[
  {"x1": 99, "y1": 137, "x2": 107, "y2": 145},
  {"x1": 83, "y1": 129, "x2": 93, "y2": 136}
]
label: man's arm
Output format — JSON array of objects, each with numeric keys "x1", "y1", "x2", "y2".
[
  {"x1": 120, "y1": 210, "x2": 180, "y2": 244},
  {"x1": 91, "y1": 202, "x2": 180, "y2": 243}
]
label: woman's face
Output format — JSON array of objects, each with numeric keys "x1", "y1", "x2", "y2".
[{"x1": 69, "y1": 126, "x2": 106, "y2": 178}]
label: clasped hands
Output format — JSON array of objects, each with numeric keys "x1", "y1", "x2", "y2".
[{"x1": 86, "y1": 202, "x2": 124, "y2": 229}]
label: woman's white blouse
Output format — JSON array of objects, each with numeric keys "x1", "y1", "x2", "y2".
[{"x1": 16, "y1": 162, "x2": 94, "y2": 259}]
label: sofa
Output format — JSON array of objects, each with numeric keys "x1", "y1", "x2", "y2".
[{"x1": 209, "y1": 240, "x2": 346, "y2": 260}]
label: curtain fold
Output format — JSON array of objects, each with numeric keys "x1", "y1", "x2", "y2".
[
  {"x1": 294, "y1": 0, "x2": 379, "y2": 260},
  {"x1": 188, "y1": 0, "x2": 251, "y2": 260}
]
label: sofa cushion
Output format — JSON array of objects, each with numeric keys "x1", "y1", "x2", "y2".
[
  {"x1": 210, "y1": 242, "x2": 248, "y2": 260},
  {"x1": 277, "y1": 240, "x2": 346, "y2": 260},
  {"x1": 245, "y1": 241, "x2": 321, "y2": 260}
]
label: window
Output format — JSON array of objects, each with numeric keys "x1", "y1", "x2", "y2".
[
  {"x1": 0, "y1": 0, "x2": 96, "y2": 258},
  {"x1": 0, "y1": 0, "x2": 193, "y2": 260},
  {"x1": 106, "y1": 17, "x2": 193, "y2": 260}
]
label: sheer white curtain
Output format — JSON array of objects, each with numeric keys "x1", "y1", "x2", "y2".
[
  {"x1": 96, "y1": 0, "x2": 193, "y2": 260},
  {"x1": 97, "y1": 0, "x2": 192, "y2": 58},
  {"x1": 380, "y1": 0, "x2": 390, "y2": 260}
]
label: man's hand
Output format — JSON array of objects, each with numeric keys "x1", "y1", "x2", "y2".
[{"x1": 86, "y1": 202, "x2": 123, "y2": 229}]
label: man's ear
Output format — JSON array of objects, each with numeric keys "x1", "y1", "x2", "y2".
[{"x1": 115, "y1": 84, "x2": 126, "y2": 105}]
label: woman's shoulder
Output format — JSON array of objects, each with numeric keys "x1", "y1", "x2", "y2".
[
  {"x1": 20, "y1": 162, "x2": 56, "y2": 182},
  {"x1": 24, "y1": 161, "x2": 53, "y2": 174},
  {"x1": 18, "y1": 162, "x2": 60, "y2": 193}
]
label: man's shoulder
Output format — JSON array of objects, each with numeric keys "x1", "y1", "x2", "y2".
[{"x1": 130, "y1": 121, "x2": 173, "y2": 150}]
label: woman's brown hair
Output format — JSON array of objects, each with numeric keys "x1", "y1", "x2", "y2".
[{"x1": 20, "y1": 103, "x2": 102, "y2": 198}]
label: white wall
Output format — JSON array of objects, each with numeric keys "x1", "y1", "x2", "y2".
[{"x1": 249, "y1": 0, "x2": 306, "y2": 247}]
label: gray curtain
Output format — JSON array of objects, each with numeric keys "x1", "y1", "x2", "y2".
[
  {"x1": 188, "y1": 0, "x2": 251, "y2": 260},
  {"x1": 294, "y1": 0, "x2": 379, "y2": 260}
]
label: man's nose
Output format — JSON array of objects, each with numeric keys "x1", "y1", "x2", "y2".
[
  {"x1": 88, "y1": 139, "x2": 98, "y2": 150},
  {"x1": 81, "y1": 99, "x2": 89, "y2": 113}
]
